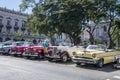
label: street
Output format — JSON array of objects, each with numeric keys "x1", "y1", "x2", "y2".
[{"x1": 0, "y1": 55, "x2": 119, "y2": 80}]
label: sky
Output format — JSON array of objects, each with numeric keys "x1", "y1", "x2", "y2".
[{"x1": 0, "y1": 0, "x2": 32, "y2": 14}]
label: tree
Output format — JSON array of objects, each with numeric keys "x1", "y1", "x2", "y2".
[
  {"x1": 82, "y1": 0, "x2": 102, "y2": 44},
  {"x1": 49, "y1": 0, "x2": 86, "y2": 45},
  {"x1": 20, "y1": 0, "x2": 87, "y2": 45},
  {"x1": 13, "y1": 32, "x2": 24, "y2": 41},
  {"x1": 112, "y1": 18, "x2": 120, "y2": 47},
  {"x1": 97, "y1": 0, "x2": 120, "y2": 48}
]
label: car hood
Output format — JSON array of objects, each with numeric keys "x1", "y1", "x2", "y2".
[{"x1": 73, "y1": 50, "x2": 105, "y2": 58}]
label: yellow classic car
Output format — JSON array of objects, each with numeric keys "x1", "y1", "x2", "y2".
[{"x1": 72, "y1": 45, "x2": 120, "y2": 68}]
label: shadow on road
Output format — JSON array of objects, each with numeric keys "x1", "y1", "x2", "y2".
[
  {"x1": 76, "y1": 63, "x2": 118, "y2": 72},
  {"x1": 49, "y1": 60, "x2": 75, "y2": 65}
]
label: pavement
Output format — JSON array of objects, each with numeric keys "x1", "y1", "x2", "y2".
[{"x1": 0, "y1": 55, "x2": 120, "y2": 80}]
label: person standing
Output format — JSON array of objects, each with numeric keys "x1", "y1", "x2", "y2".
[{"x1": 43, "y1": 39, "x2": 49, "y2": 54}]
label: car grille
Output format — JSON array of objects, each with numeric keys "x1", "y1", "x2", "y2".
[{"x1": 75, "y1": 56, "x2": 92, "y2": 59}]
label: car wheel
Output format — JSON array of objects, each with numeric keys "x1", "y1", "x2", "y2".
[
  {"x1": 13, "y1": 54, "x2": 17, "y2": 57},
  {"x1": 76, "y1": 62, "x2": 80, "y2": 66},
  {"x1": 97, "y1": 59, "x2": 103, "y2": 68},
  {"x1": 61, "y1": 54, "x2": 68, "y2": 62},
  {"x1": 38, "y1": 53, "x2": 44, "y2": 59},
  {"x1": 25, "y1": 56, "x2": 30, "y2": 59},
  {"x1": 48, "y1": 58, "x2": 53, "y2": 62}
]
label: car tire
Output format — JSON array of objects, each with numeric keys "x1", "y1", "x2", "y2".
[
  {"x1": 38, "y1": 53, "x2": 44, "y2": 60},
  {"x1": 48, "y1": 58, "x2": 53, "y2": 62},
  {"x1": 76, "y1": 62, "x2": 80, "y2": 66},
  {"x1": 97, "y1": 59, "x2": 104, "y2": 68},
  {"x1": 61, "y1": 54, "x2": 68, "y2": 62},
  {"x1": 13, "y1": 54, "x2": 17, "y2": 57}
]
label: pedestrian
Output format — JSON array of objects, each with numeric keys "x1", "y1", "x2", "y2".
[
  {"x1": 43, "y1": 39, "x2": 49, "y2": 54},
  {"x1": 33, "y1": 39, "x2": 37, "y2": 45}
]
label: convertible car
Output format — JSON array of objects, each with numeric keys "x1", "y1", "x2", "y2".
[
  {"x1": 46, "y1": 46, "x2": 84, "y2": 62},
  {"x1": 10, "y1": 42, "x2": 33, "y2": 56},
  {"x1": 72, "y1": 45, "x2": 120, "y2": 68},
  {"x1": 22, "y1": 43, "x2": 44, "y2": 59}
]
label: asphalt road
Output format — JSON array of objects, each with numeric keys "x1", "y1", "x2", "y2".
[{"x1": 0, "y1": 55, "x2": 120, "y2": 80}]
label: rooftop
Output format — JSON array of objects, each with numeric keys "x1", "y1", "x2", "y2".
[{"x1": 0, "y1": 7, "x2": 29, "y2": 17}]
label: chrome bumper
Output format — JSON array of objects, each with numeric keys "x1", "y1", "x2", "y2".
[
  {"x1": 22, "y1": 52, "x2": 38, "y2": 57},
  {"x1": 72, "y1": 57, "x2": 98, "y2": 64},
  {"x1": 45, "y1": 55, "x2": 60, "y2": 59}
]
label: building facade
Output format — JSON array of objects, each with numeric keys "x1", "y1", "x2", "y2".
[
  {"x1": 0, "y1": 7, "x2": 28, "y2": 42},
  {"x1": 82, "y1": 21, "x2": 110, "y2": 45}
]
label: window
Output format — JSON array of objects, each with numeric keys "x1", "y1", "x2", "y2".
[
  {"x1": 0, "y1": 19, "x2": 2, "y2": 24},
  {"x1": 15, "y1": 21, "x2": 18, "y2": 26},
  {"x1": 7, "y1": 29, "x2": 10, "y2": 33},
  {"x1": 103, "y1": 26, "x2": 107, "y2": 32},
  {"x1": 7, "y1": 20, "x2": 10, "y2": 25},
  {"x1": 0, "y1": 16, "x2": 3, "y2": 24}
]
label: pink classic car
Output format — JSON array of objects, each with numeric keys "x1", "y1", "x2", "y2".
[{"x1": 10, "y1": 42, "x2": 34, "y2": 56}]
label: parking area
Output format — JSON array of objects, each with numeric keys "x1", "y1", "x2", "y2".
[{"x1": 0, "y1": 55, "x2": 120, "y2": 80}]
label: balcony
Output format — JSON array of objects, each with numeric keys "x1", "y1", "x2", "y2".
[
  {"x1": 21, "y1": 27, "x2": 26, "y2": 31},
  {"x1": 6, "y1": 25, "x2": 12, "y2": 29},
  {"x1": 14, "y1": 26, "x2": 19, "y2": 30}
]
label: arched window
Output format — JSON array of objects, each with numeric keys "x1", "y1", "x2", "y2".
[
  {"x1": 0, "y1": 15, "x2": 3, "y2": 24},
  {"x1": 5, "y1": 37, "x2": 11, "y2": 41},
  {"x1": 103, "y1": 26, "x2": 107, "y2": 32},
  {"x1": 6, "y1": 17, "x2": 11, "y2": 20},
  {"x1": 0, "y1": 37, "x2": 2, "y2": 42},
  {"x1": 14, "y1": 19, "x2": 19, "y2": 26},
  {"x1": 0, "y1": 16, "x2": 3, "y2": 19},
  {"x1": 6, "y1": 17, "x2": 12, "y2": 25}
]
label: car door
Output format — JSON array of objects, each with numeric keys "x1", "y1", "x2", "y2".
[{"x1": 103, "y1": 52, "x2": 115, "y2": 64}]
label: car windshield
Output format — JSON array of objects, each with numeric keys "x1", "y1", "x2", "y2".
[
  {"x1": 12, "y1": 42, "x2": 24, "y2": 46},
  {"x1": 86, "y1": 45, "x2": 106, "y2": 51},
  {"x1": 0, "y1": 43, "x2": 3, "y2": 47},
  {"x1": 23, "y1": 42, "x2": 33, "y2": 46},
  {"x1": 4, "y1": 43, "x2": 12, "y2": 46}
]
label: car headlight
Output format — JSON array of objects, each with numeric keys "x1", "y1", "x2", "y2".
[
  {"x1": 72, "y1": 52, "x2": 76, "y2": 55},
  {"x1": 24, "y1": 48, "x2": 27, "y2": 50},
  {"x1": 115, "y1": 55, "x2": 120, "y2": 59},
  {"x1": 92, "y1": 53, "x2": 96, "y2": 58},
  {"x1": 33, "y1": 48, "x2": 36, "y2": 51}
]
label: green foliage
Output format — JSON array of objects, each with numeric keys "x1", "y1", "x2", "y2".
[
  {"x1": 13, "y1": 32, "x2": 24, "y2": 37},
  {"x1": 25, "y1": 39, "x2": 32, "y2": 42},
  {"x1": 20, "y1": 0, "x2": 120, "y2": 46}
]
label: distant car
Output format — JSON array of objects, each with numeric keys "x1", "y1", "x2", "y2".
[
  {"x1": 72, "y1": 45, "x2": 120, "y2": 68},
  {"x1": 113, "y1": 58, "x2": 120, "y2": 69},
  {"x1": 0, "y1": 41, "x2": 22, "y2": 55},
  {"x1": 22, "y1": 43, "x2": 44, "y2": 59},
  {"x1": 10, "y1": 42, "x2": 33, "y2": 56},
  {"x1": 46, "y1": 46, "x2": 83, "y2": 62}
]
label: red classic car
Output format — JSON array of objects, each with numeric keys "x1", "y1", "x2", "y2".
[
  {"x1": 22, "y1": 43, "x2": 53, "y2": 59},
  {"x1": 10, "y1": 42, "x2": 34, "y2": 56}
]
